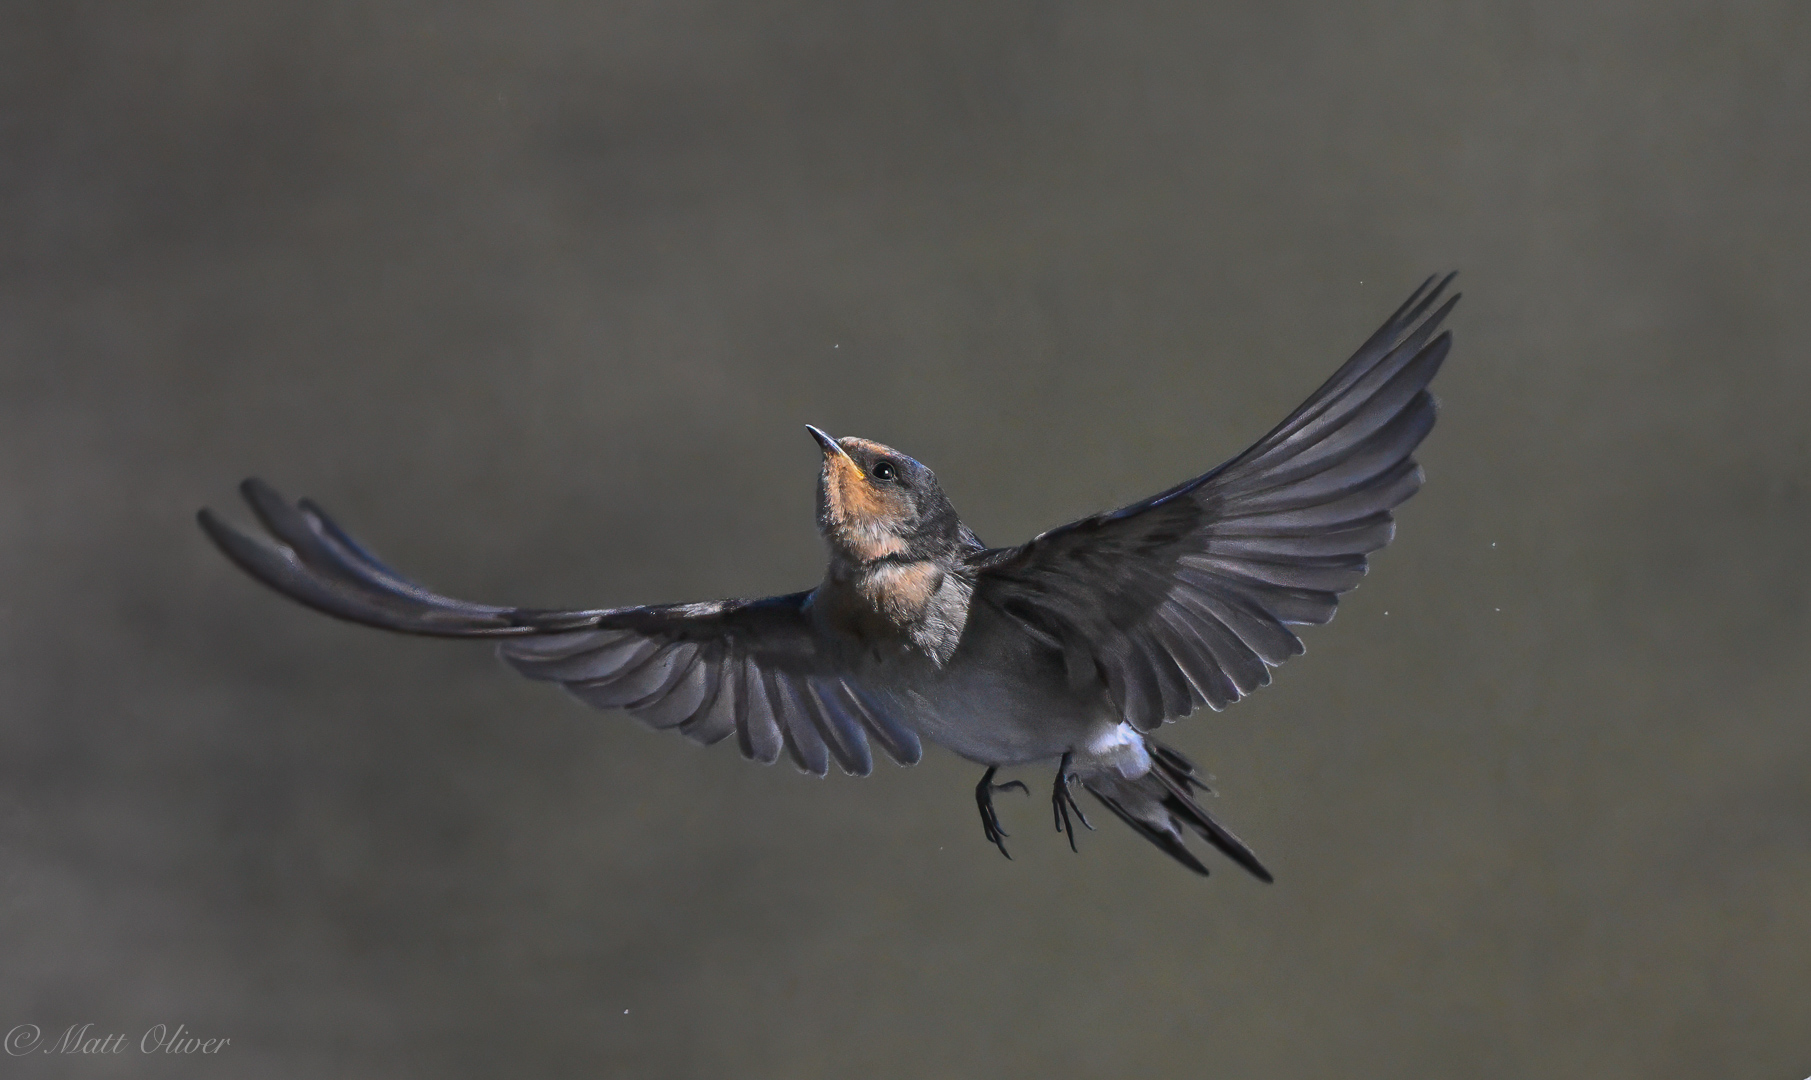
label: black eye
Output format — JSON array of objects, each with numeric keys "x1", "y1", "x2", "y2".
[{"x1": 870, "y1": 460, "x2": 898, "y2": 482}]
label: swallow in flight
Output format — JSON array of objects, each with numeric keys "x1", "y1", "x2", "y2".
[{"x1": 199, "y1": 274, "x2": 1457, "y2": 880}]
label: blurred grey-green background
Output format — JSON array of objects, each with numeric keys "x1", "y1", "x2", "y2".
[{"x1": 3, "y1": 2, "x2": 1808, "y2": 1077}]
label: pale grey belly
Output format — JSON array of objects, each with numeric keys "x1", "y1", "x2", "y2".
[
  {"x1": 880, "y1": 673, "x2": 1103, "y2": 766},
  {"x1": 849, "y1": 606, "x2": 1116, "y2": 767}
]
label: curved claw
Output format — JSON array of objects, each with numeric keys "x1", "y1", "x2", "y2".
[
  {"x1": 1051, "y1": 752, "x2": 1094, "y2": 854},
  {"x1": 974, "y1": 767, "x2": 1026, "y2": 860}
]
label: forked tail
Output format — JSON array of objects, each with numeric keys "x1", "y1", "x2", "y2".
[{"x1": 1081, "y1": 740, "x2": 1273, "y2": 882}]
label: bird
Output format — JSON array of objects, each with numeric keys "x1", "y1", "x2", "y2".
[{"x1": 198, "y1": 274, "x2": 1457, "y2": 881}]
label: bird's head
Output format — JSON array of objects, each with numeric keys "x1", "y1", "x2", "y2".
[{"x1": 807, "y1": 425, "x2": 965, "y2": 565}]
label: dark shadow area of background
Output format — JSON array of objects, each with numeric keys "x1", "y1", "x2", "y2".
[{"x1": 2, "y1": 2, "x2": 1807, "y2": 1077}]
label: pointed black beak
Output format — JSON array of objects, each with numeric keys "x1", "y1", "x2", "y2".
[{"x1": 806, "y1": 425, "x2": 858, "y2": 468}]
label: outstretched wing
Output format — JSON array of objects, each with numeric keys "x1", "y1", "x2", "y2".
[
  {"x1": 968, "y1": 274, "x2": 1457, "y2": 731},
  {"x1": 198, "y1": 481, "x2": 920, "y2": 775}
]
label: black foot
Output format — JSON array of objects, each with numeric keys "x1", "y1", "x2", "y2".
[
  {"x1": 1051, "y1": 751, "x2": 1094, "y2": 853},
  {"x1": 975, "y1": 766, "x2": 1029, "y2": 859}
]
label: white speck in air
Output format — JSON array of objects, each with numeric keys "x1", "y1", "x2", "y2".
[{"x1": 624, "y1": 1009, "x2": 630, "y2": 1015}]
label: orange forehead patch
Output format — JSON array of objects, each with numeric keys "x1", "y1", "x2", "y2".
[{"x1": 838, "y1": 437, "x2": 896, "y2": 458}]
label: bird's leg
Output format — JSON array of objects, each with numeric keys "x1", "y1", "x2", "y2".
[
  {"x1": 1051, "y1": 751, "x2": 1094, "y2": 853},
  {"x1": 974, "y1": 766, "x2": 1029, "y2": 860}
]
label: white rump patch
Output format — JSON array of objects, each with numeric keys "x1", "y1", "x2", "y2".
[{"x1": 1085, "y1": 722, "x2": 1153, "y2": 779}]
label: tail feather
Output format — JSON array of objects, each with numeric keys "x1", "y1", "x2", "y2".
[
  {"x1": 1085, "y1": 787, "x2": 1214, "y2": 875},
  {"x1": 1082, "y1": 738, "x2": 1273, "y2": 882}
]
